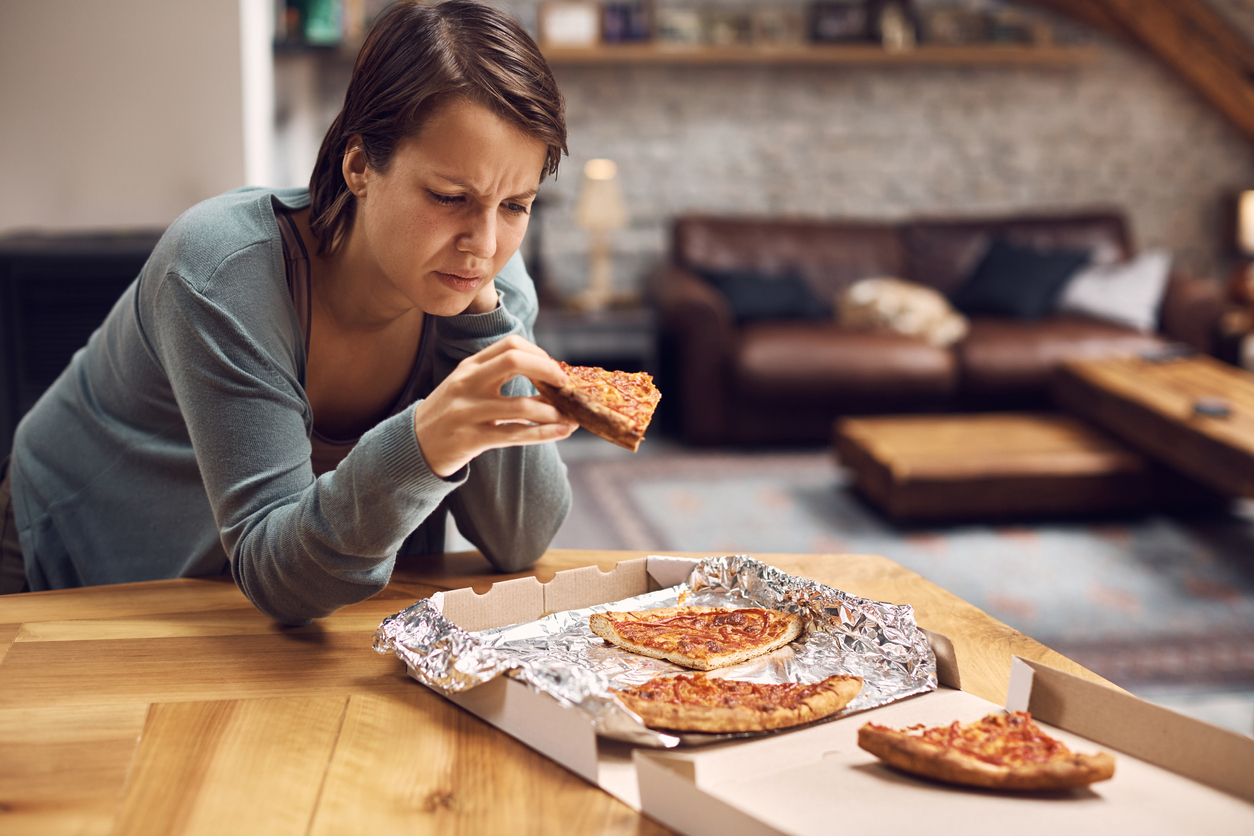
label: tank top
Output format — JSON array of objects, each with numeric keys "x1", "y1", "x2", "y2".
[{"x1": 274, "y1": 206, "x2": 435, "y2": 476}]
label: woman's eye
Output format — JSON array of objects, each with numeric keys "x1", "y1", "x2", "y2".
[
  {"x1": 429, "y1": 192, "x2": 462, "y2": 206},
  {"x1": 504, "y1": 202, "x2": 530, "y2": 216}
]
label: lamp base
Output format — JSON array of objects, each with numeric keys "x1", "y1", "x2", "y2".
[
  {"x1": 570, "y1": 240, "x2": 616, "y2": 313},
  {"x1": 565, "y1": 289, "x2": 642, "y2": 314}
]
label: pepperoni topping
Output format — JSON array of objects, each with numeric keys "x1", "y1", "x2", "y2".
[{"x1": 867, "y1": 711, "x2": 1073, "y2": 766}]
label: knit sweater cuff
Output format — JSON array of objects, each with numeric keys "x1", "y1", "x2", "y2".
[{"x1": 378, "y1": 403, "x2": 468, "y2": 495}]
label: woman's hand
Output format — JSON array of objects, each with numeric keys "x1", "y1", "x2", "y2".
[{"x1": 413, "y1": 335, "x2": 577, "y2": 477}]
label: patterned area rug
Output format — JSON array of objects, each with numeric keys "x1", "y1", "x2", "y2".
[{"x1": 553, "y1": 444, "x2": 1254, "y2": 704}]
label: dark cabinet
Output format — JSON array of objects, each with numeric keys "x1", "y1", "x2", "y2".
[{"x1": 0, "y1": 231, "x2": 163, "y2": 456}]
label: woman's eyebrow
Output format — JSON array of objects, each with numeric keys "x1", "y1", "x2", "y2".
[{"x1": 430, "y1": 172, "x2": 538, "y2": 201}]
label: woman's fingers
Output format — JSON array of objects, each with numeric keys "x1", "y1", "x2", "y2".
[
  {"x1": 412, "y1": 337, "x2": 578, "y2": 476},
  {"x1": 464, "y1": 335, "x2": 568, "y2": 389},
  {"x1": 491, "y1": 395, "x2": 574, "y2": 427}
]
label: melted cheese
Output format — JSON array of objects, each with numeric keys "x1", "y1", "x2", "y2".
[
  {"x1": 879, "y1": 711, "x2": 1073, "y2": 766},
  {"x1": 623, "y1": 674, "x2": 825, "y2": 710},
  {"x1": 612, "y1": 609, "x2": 789, "y2": 657}
]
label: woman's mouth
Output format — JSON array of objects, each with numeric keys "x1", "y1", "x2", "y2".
[{"x1": 434, "y1": 270, "x2": 483, "y2": 293}]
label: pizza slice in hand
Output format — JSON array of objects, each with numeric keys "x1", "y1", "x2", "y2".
[
  {"x1": 857, "y1": 711, "x2": 1116, "y2": 791},
  {"x1": 532, "y1": 361, "x2": 661, "y2": 452}
]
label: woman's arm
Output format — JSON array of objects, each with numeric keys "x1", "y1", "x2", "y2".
[
  {"x1": 150, "y1": 249, "x2": 463, "y2": 625},
  {"x1": 429, "y1": 254, "x2": 573, "y2": 571}
]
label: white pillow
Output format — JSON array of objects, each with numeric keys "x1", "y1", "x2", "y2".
[{"x1": 1056, "y1": 249, "x2": 1172, "y2": 332}]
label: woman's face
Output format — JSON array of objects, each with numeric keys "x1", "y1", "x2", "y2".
[{"x1": 345, "y1": 97, "x2": 548, "y2": 317}]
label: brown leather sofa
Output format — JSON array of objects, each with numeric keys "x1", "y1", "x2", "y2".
[{"x1": 650, "y1": 212, "x2": 1227, "y2": 446}]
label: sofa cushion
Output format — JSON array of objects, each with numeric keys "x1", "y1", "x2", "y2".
[
  {"x1": 1056, "y1": 250, "x2": 1172, "y2": 332},
  {"x1": 733, "y1": 322, "x2": 958, "y2": 400},
  {"x1": 904, "y1": 213, "x2": 1130, "y2": 296},
  {"x1": 951, "y1": 239, "x2": 1091, "y2": 320},
  {"x1": 957, "y1": 315, "x2": 1168, "y2": 397},
  {"x1": 700, "y1": 269, "x2": 831, "y2": 323}
]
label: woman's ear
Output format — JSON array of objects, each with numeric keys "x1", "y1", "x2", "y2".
[{"x1": 342, "y1": 140, "x2": 369, "y2": 198}]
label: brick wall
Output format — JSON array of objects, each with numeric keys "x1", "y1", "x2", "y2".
[
  {"x1": 296, "y1": 1, "x2": 1254, "y2": 300},
  {"x1": 512, "y1": 0, "x2": 1254, "y2": 300}
]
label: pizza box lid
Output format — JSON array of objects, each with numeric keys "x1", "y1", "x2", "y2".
[
  {"x1": 634, "y1": 657, "x2": 1254, "y2": 836},
  {"x1": 411, "y1": 555, "x2": 960, "y2": 810}
]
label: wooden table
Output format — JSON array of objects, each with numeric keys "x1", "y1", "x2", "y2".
[
  {"x1": 1055, "y1": 353, "x2": 1254, "y2": 496},
  {"x1": 0, "y1": 549, "x2": 1109, "y2": 836}
]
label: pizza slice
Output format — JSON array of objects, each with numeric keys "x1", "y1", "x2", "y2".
[
  {"x1": 532, "y1": 362, "x2": 660, "y2": 452},
  {"x1": 589, "y1": 606, "x2": 804, "y2": 670},
  {"x1": 616, "y1": 672, "x2": 864, "y2": 733},
  {"x1": 857, "y1": 711, "x2": 1116, "y2": 791}
]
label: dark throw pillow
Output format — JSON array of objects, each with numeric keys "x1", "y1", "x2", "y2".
[
  {"x1": 950, "y1": 238, "x2": 1091, "y2": 320},
  {"x1": 700, "y1": 269, "x2": 831, "y2": 324}
]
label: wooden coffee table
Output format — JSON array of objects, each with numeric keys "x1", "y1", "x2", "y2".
[
  {"x1": 1054, "y1": 353, "x2": 1254, "y2": 496},
  {"x1": 834, "y1": 412, "x2": 1207, "y2": 521}
]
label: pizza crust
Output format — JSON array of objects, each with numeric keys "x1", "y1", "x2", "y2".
[
  {"x1": 617, "y1": 674, "x2": 864, "y2": 733},
  {"x1": 857, "y1": 723, "x2": 1116, "y2": 791},
  {"x1": 589, "y1": 606, "x2": 804, "y2": 670}
]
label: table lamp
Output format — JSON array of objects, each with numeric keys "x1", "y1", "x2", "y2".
[
  {"x1": 1230, "y1": 190, "x2": 1254, "y2": 369},
  {"x1": 1236, "y1": 190, "x2": 1254, "y2": 305},
  {"x1": 1239, "y1": 191, "x2": 1254, "y2": 260},
  {"x1": 573, "y1": 158, "x2": 628, "y2": 312}
]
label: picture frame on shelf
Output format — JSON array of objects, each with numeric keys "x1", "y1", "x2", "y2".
[
  {"x1": 602, "y1": 0, "x2": 651, "y2": 43},
  {"x1": 985, "y1": 7, "x2": 1052, "y2": 45},
  {"x1": 703, "y1": 9, "x2": 754, "y2": 47},
  {"x1": 809, "y1": 0, "x2": 876, "y2": 44},
  {"x1": 919, "y1": 4, "x2": 986, "y2": 45},
  {"x1": 752, "y1": 8, "x2": 807, "y2": 47},
  {"x1": 538, "y1": 0, "x2": 602, "y2": 48},
  {"x1": 654, "y1": 7, "x2": 703, "y2": 47}
]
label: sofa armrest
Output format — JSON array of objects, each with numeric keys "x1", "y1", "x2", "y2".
[
  {"x1": 649, "y1": 264, "x2": 737, "y2": 444},
  {"x1": 1158, "y1": 272, "x2": 1226, "y2": 354}
]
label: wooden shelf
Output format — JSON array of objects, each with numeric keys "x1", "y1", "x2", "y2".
[{"x1": 541, "y1": 42, "x2": 1098, "y2": 67}]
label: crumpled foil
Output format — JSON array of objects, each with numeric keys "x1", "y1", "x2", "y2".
[{"x1": 374, "y1": 554, "x2": 937, "y2": 747}]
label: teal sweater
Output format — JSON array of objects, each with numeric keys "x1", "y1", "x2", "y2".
[{"x1": 9, "y1": 187, "x2": 571, "y2": 624}]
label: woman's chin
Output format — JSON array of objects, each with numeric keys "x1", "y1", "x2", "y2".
[{"x1": 425, "y1": 295, "x2": 480, "y2": 317}]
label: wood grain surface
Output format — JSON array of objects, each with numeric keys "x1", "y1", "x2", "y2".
[
  {"x1": 1055, "y1": 354, "x2": 1254, "y2": 495},
  {"x1": 837, "y1": 413, "x2": 1145, "y2": 480},
  {"x1": 0, "y1": 549, "x2": 1112, "y2": 835}
]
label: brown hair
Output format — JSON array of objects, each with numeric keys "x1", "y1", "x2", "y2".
[{"x1": 308, "y1": 0, "x2": 567, "y2": 255}]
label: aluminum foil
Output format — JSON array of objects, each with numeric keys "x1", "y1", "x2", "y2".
[{"x1": 374, "y1": 554, "x2": 937, "y2": 747}]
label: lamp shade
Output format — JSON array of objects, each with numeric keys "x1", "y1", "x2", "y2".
[
  {"x1": 575, "y1": 159, "x2": 628, "y2": 231},
  {"x1": 1240, "y1": 190, "x2": 1254, "y2": 256}
]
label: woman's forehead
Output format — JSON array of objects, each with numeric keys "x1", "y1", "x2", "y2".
[{"x1": 394, "y1": 99, "x2": 547, "y2": 191}]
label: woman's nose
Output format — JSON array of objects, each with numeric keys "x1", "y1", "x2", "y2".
[{"x1": 457, "y1": 209, "x2": 496, "y2": 259}]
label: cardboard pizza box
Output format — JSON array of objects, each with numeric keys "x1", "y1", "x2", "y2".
[
  {"x1": 412, "y1": 556, "x2": 1254, "y2": 831},
  {"x1": 634, "y1": 658, "x2": 1254, "y2": 836},
  {"x1": 417, "y1": 555, "x2": 959, "y2": 809}
]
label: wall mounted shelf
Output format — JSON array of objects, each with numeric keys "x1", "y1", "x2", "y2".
[{"x1": 540, "y1": 43, "x2": 1099, "y2": 67}]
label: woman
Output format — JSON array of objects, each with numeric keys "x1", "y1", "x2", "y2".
[{"x1": 0, "y1": 0, "x2": 577, "y2": 624}]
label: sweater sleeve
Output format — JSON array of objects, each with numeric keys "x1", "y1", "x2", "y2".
[
  {"x1": 150, "y1": 248, "x2": 464, "y2": 625},
  {"x1": 432, "y1": 253, "x2": 572, "y2": 572}
]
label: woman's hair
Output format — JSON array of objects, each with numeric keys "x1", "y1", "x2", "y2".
[{"x1": 308, "y1": 0, "x2": 567, "y2": 255}]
